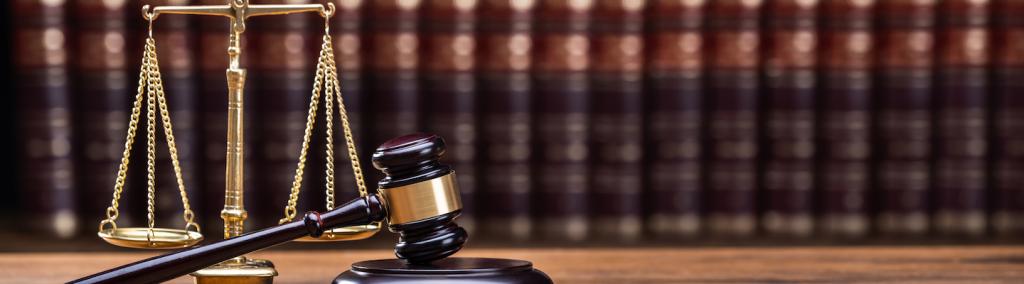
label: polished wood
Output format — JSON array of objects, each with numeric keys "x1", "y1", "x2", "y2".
[{"x1": 7, "y1": 246, "x2": 1022, "y2": 283}]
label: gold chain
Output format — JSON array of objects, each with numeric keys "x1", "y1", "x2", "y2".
[
  {"x1": 99, "y1": 29, "x2": 199, "y2": 234},
  {"x1": 325, "y1": 37, "x2": 368, "y2": 197},
  {"x1": 99, "y1": 42, "x2": 149, "y2": 231},
  {"x1": 146, "y1": 37, "x2": 200, "y2": 232},
  {"x1": 323, "y1": 51, "x2": 337, "y2": 210},
  {"x1": 279, "y1": 42, "x2": 326, "y2": 223},
  {"x1": 279, "y1": 31, "x2": 368, "y2": 222},
  {"x1": 145, "y1": 43, "x2": 158, "y2": 231}
]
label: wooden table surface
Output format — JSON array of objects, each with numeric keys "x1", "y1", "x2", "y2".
[{"x1": 2, "y1": 246, "x2": 1022, "y2": 283}]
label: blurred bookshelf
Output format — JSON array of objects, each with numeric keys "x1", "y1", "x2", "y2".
[{"x1": 5, "y1": 0, "x2": 1023, "y2": 252}]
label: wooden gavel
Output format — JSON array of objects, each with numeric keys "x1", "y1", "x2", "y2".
[{"x1": 71, "y1": 133, "x2": 469, "y2": 284}]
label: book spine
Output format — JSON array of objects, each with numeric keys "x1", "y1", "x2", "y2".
[
  {"x1": 875, "y1": 0, "x2": 936, "y2": 236},
  {"x1": 75, "y1": 0, "x2": 131, "y2": 229},
  {"x1": 331, "y1": 0, "x2": 366, "y2": 205},
  {"x1": 533, "y1": 0, "x2": 592, "y2": 241},
  {"x1": 478, "y1": 0, "x2": 535, "y2": 240},
  {"x1": 993, "y1": 0, "x2": 1024, "y2": 236},
  {"x1": 421, "y1": 0, "x2": 479, "y2": 233},
  {"x1": 818, "y1": 0, "x2": 874, "y2": 237},
  {"x1": 149, "y1": 0, "x2": 200, "y2": 229},
  {"x1": 761, "y1": 0, "x2": 818, "y2": 237},
  {"x1": 644, "y1": 0, "x2": 705, "y2": 238},
  {"x1": 198, "y1": 0, "x2": 251, "y2": 234},
  {"x1": 706, "y1": 0, "x2": 761, "y2": 237},
  {"x1": 590, "y1": 0, "x2": 645, "y2": 241},
  {"x1": 934, "y1": 0, "x2": 990, "y2": 236},
  {"x1": 252, "y1": 0, "x2": 314, "y2": 228},
  {"x1": 366, "y1": 0, "x2": 420, "y2": 185},
  {"x1": 13, "y1": 0, "x2": 77, "y2": 238}
]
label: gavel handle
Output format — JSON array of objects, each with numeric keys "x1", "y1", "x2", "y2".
[{"x1": 69, "y1": 195, "x2": 385, "y2": 284}]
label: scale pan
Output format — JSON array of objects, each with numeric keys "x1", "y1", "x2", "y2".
[
  {"x1": 98, "y1": 227, "x2": 204, "y2": 249},
  {"x1": 296, "y1": 222, "x2": 381, "y2": 242}
]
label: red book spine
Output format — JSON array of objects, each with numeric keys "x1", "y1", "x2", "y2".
[
  {"x1": 533, "y1": 0, "x2": 592, "y2": 241},
  {"x1": 143, "y1": 0, "x2": 201, "y2": 229},
  {"x1": 198, "y1": 0, "x2": 251, "y2": 234},
  {"x1": 590, "y1": 0, "x2": 645, "y2": 241},
  {"x1": 645, "y1": 0, "x2": 704, "y2": 238},
  {"x1": 935, "y1": 0, "x2": 990, "y2": 236},
  {"x1": 13, "y1": 0, "x2": 77, "y2": 238},
  {"x1": 993, "y1": 0, "x2": 1024, "y2": 236},
  {"x1": 706, "y1": 0, "x2": 761, "y2": 237},
  {"x1": 252, "y1": 0, "x2": 314, "y2": 228},
  {"x1": 74, "y1": 0, "x2": 132, "y2": 229},
  {"x1": 818, "y1": 0, "x2": 874, "y2": 237},
  {"x1": 366, "y1": 0, "x2": 420, "y2": 184},
  {"x1": 330, "y1": 0, "x2": 366, "y2": 205},
  {"x1": 761, "y1": 0, "x2": 818, "y2": 237},
  {"x1": 422, "y1": 0, "x2": 479, "y2": 233},
  {"x1": 478, "y1": 0, "x2": 534, "y2": 240},
  {"x1": 875, "y1": 0, "x2": 936, "y2": 236}
]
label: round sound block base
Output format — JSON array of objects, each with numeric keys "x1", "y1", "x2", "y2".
[{"x1": 333, "y1": 257, "x2": 552, "y2": 284}]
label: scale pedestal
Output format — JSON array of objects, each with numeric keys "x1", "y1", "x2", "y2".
[
  {"x1": 191, "y1": 257, "x2": 277, "y2": 284},
  {"x1": 334, "y1": 258, "x2": 553, "y2": 284}
]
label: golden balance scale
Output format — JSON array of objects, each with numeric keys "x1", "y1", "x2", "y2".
[{"x1": 94, "y1": 0, "x2": 377, "y2": 282}]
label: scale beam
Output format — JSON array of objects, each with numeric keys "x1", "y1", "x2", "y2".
[{"x1": 144, "y1": 4, "x2": 333, "y2": 20}]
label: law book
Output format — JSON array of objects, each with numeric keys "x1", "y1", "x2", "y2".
[
  {"x1": 145, "y1": 0, "x2": 201, "y2": 229},
  {"x1": 74, "y1": 0, "x2": 133, "y2": 230},
  {"x1": 421, "y1": 0, "x2": 479, "y2": 234},
  {"x1": 590, "y1": 0, "x2": 644, "y2": 241},
  {"x1": 934, "y1": 0, "x2": 990, "y2": 237},
  {"x1": 197, "y1": 0, "x2": 252, "y2": 236},
  {"x1": 478, "y1": 0, "x2": 535, "y2": 240},
  {"x1": 706, "y1": 0, "x2": 761, "y2": 237},
  {"x1": 644, "y1": 0, "x2": 704, "y2": 238},
  {"x1": 817, "y1": 0, "x2": 874, "y2": 237},
  {"x1": 330, "y1": 0, "x2": 366, "y2": 206},
  {"x1": 533, "y1": 0, "x2": 591, "y2": 241},
  {"x1": 993, "y1": 0, "x2": 1024, "y2": 236},
  {"x1": 251, "y1": 0, "x2": 314, "y2": 229},
  {"x1": 761, "y1": 0, "x2": 817, "y2": 237},
  {"x1": 13, "y1": 0, "x2": 77, "y2": 238},
  {"x1": 875, "y1": 0, "x2": 936, "y2": 236}
]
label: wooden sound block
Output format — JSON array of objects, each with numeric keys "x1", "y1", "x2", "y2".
[{"x1": 333, "y1": 257, "x2": 553, "y2": 284}]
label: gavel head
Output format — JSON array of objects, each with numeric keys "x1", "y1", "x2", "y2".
[{"x1": 372, "y1": 133, "x2": 468, "y2": 264}]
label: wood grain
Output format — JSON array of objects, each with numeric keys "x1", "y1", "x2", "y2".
[{"x1": 2, "y1": 246, "x2": 1022, "y2": 283}]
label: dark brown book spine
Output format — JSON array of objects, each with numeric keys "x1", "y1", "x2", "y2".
[
  {"x1": 761, "y1": 0, "x2": 817, "y2": 237},
  {"x1": 875, "y1": 0, "x2": 936, "y2": 236},
  {"x1": 146, "y1": 0, "x2": 201, "y2": 229},
  {"x1": 818, "y1": 0, "x2": 875, "y2": 237},
  {"x1": 934, "y1": 0, "x2": 990, "y2": 236},
  {"x1": 706, "y1": 0, "x2": 761, "y2": 237},
  {"x1": 533, "y1": 0, "x2": 591, "y2": 241},
  {"x1": 590, "y1": 0, "x2": 644, "y2": 241},
  {"x1": 421, "y1": 0, "x2": 479, "y2": 233},
  {"x1": 13, "y1": 0, "x2": 77, "y2": 238},
  {"x1": 993, "y1": 0, "x2": 1024, "y2": 236},
  {"x1": 252, "y1": 0, "x2": 314, "y2": 228},
  {"x1": 366, "y1": 0, "x2": 420, "y2": 185},
  {"x1": 75, "y1": 0, "x2": 131, "y2": 229},
  {"x1": 198, "y1": 0, "x2": 251, "y2": 235},
  {"x1": 478, "y1": 0, "x2": 535, "y2": 240},
  {"x1": 644, "y1": 0, "x2": 704, "y2": 238},
  {"x1": 331, "y1": 0, "x2": 366, "y2": 206}
]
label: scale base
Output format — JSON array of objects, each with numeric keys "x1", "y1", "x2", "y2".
[
  {"x1": 190, "y1": 257, "x2": 278, "y2": 284},
  {"x1": 333, "y1": 257, "x2": 552, "y2": 284}
]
